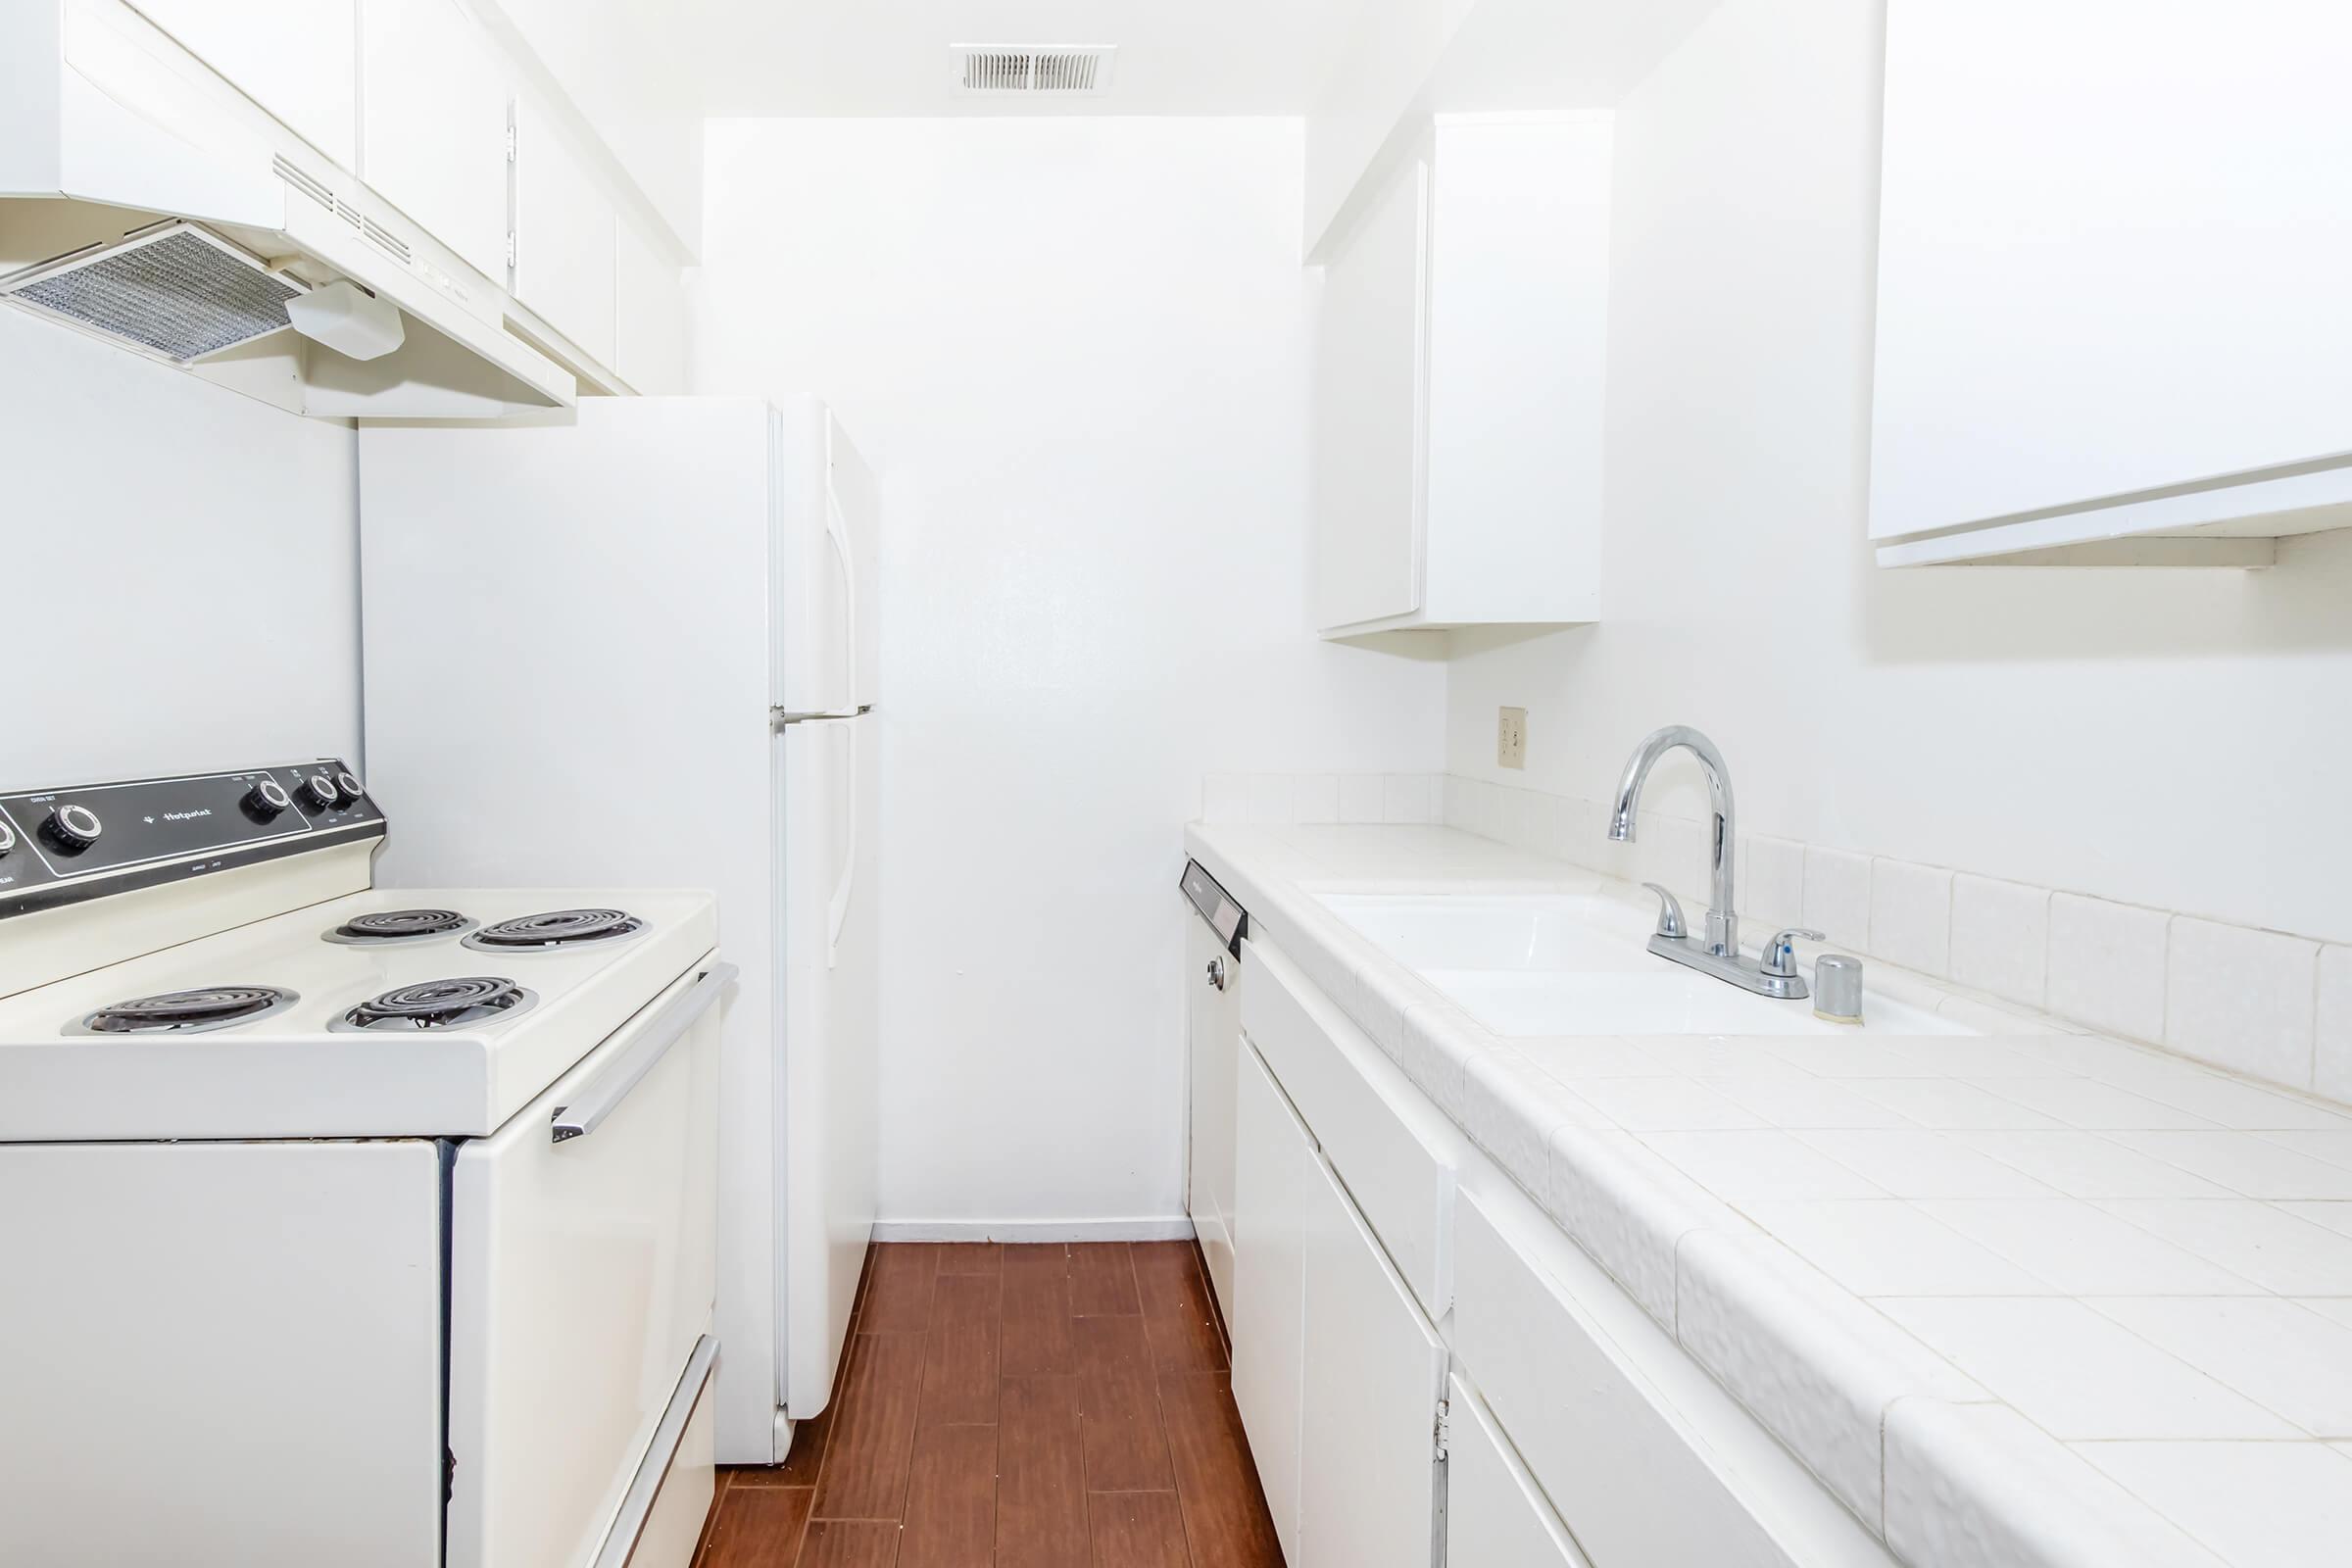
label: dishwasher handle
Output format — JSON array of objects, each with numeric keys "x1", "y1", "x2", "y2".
[{"x1": 551, "y1": 962, "x2": 738, "y2": 1144}]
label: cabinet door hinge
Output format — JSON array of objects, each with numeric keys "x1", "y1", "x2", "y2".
[
  {"x1": 506, "y1": 122, "x2": 518, "y2": 163},
  {"x1": 1433, "y1": 1397, "x2": 1450, "y2": 1462},
  {"x1": 505, "y1": 231, "x2": 517, "y2": 270}
]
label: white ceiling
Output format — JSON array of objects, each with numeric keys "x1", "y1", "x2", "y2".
[{"x1": 684, "y1": 0, "x2": 1372, "y2": 118}]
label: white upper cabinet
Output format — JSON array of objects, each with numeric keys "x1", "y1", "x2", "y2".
[
  {"x1": 614, "y1": 218, "x2": 688, "y2": 395},
  {"x1": 125, "y1": 0, "x2": 358, "y2": 169},
  {"x1": 511, "y1": 95, "x2": 616, "y2": 369},
  {"x1": 1314, "y1": 154, "x2": 1430, "y2": 631},
  {"x1": 362, "y1": 0, "x2": 511, "y2": 282},
  {"x1": 1312, "y1": 114, "x2": 1612, "y2": 637},
  {"x1": 1870, "y1": 0, "x2": 2352, "y2": 565}
]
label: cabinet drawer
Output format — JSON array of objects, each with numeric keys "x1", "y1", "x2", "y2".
[
  {"x1": 1452, "y1": 1189, "x2": 1806, "y2": 1568},
  {"x1": 1243, "y1": 940, "x2": 1461, "y2": 1320},
  {"x1": 448, "y1": 958, "x2": 726, "y2": 1568},
  {"x1": 1446, "y1": 1372, "x2": 1592, "y2": 1568}
]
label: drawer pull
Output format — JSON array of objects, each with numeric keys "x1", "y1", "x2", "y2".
[
  {"x1": 590, "y1": 1333, "x2": 719, "y2": 1568},
  {"x1": 552, "y1": 963, "x2": 737, "y2": 1144}
]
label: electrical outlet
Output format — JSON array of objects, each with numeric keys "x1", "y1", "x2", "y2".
[{"x1": 1497, "y1": 707, "x2": 1528, "y2": 770}]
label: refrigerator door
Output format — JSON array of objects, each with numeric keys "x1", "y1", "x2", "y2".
[
  {"x1": 359, "y1": 398, "x2": 791, "y2": 1464},
  {"x1": 774, "y1": 713, "x2": 879, "y2": 1419},
  {"x1": 772, "y1": 403, "x2": 881, "y2": 717}
]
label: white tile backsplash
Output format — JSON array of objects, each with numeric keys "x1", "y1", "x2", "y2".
[
  {"x1": 1871, "y1": 859, "x2": 1954, "y2": 978},
  {"x1": 1202, "y1": 771, "x2": 1443, "y2": 828},
  {"x1": 1336, "y1": 772, "x2": 1387, "y2": 823},
  {"x1": 1433, "y1": 774, "x2": 2352, "y2": 1107},
  {"x1": 2320, "y1": 947, "x2": 2352, "y2": 1103},
  {"x1": 2165, "y1": 916, "x2": 2319, "y2": 1087},
  {"x1": 2048, "y1": 894, "x2": 2171, "y2": 1046},
  {"x1": 1949, "y1": 874, "x2": 2051, "y2": 1009},
  {"x1": 1802, "y1": 847, "x2": 1873, "y2": 952},
  {"x1": 1742, "y1": 834, "x2": 1806, "y2": 931},
  {"x1": 1292, "y1": 772, "x2": 1339, "y2": 824},
  {"x1": 1382, "y1": 771, "x2": 1435, "y2": 825}
]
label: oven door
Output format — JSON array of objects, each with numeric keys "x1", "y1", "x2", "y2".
[{"x1": 447, "y1": 956, "x2": 730, "y2": 1568}]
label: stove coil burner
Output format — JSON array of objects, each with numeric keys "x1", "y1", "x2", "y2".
[
  {"x1": 464, "y1": 907, "x2": 645, "y2": 952},
  {"x1": 338, "y1": 977, "x2": 536, "y2": 1033},
  {"x1": 80, "y1": 986, "x2": 298, "y2": 1036},
  {"x1": 324, "y1": 908, "x2": 477, "y2": 945}
]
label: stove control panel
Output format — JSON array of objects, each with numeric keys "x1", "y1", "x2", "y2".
[{"x1": 0, "y1": 760, "x2": 384, "y2": 920}]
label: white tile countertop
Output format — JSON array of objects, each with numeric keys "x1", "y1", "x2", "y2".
[{"x1": 1187, "y1": 821, "x2": 2352, "y2": 1568}]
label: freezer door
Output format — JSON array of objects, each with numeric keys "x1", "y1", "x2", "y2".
[
  {"x1": 359, "y1": 397, "x2": 775, "y2": 892},
  {"x1": 771, "y1": 403, "x2": 881, "y2": 717},
  {"x1": 775, "y1": 714, "x2": 879, "y2": 1420}
]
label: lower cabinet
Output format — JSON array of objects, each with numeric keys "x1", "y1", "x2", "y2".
[
  {"x1": 1222, "y1": 936, "x2": 1903, "y2": 1568},
  {"x1": 1232, "y1": 1040, "x2": 1445, "y2": 1568},
  {"x1": 1231, "y1": 1041, "x2": 1314, "y2": 1566},
  {"x1": 1446, "y1": 1372, "x2": 1592, "y2": 1568}
]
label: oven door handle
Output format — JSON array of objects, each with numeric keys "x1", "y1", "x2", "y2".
[
  {"x1": 591, "y1": 1333, "x2": 720, "y2": 1568},
  {"x1": 551, "y1": 962, "x2": 737, "y2": 1144}
]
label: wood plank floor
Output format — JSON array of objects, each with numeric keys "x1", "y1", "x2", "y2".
[{"x1": 697, "y1": 1242, "x2": 1284, "y2": 1568}]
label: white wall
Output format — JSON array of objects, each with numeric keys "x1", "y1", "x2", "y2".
[
  {"x1": 696, "y1": 118, "x2": 1447, "y2": 1229},
  {"x1": 1444, "y1": 0, "x2": 2352, "y2": 948},
  {"x1": 0, "y1": 311, "x2": 362, "y2": 789}
]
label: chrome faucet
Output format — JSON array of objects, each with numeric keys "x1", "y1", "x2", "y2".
[{"x1": 1608, "y1": 725, "x2": 1818, "y2": 1001}]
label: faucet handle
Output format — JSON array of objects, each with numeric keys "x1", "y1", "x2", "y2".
[
  {"x1": 1641, "y1": 883, "x2": 1689, "y2": 941},
  {"x1": 1760, "y1": 927, "x2": 1825, "y2": 979}
]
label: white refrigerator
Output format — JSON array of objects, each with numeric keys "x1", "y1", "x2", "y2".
[{"x1": 357, "y1": 397, "x2": 879, "y2": 1464}]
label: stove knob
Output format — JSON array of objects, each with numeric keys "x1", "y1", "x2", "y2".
[
  {"x1": 44, "y1": 804, "x2": 102, "y2": 852},
  {"x1": 334, "y1": 769, "x2": 365, "y2": 805},
  {"x1": 303, "y1": 774, "x2": 339, "y2": 810},
  {"x1": 0, "y1": 819, "x2": 15, "y2": 856},
  {"x1": 243, "y1": 779, "x2": 293, "y2": 820}
]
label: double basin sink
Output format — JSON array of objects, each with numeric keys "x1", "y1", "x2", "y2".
[{"x1": 1319, "y1": 892, "x2": 1974, "y2": 1038}]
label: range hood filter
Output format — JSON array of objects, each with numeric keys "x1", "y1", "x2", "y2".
[{"x1": 0, "y1": 221, "x2": 306, "y2": 364}]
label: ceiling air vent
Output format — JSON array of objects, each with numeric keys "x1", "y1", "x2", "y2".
[{"x1": 951, "y1": 44, "x2": 1117, "y2": 96}]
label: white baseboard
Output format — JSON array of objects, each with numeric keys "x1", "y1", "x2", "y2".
[{"x1": 871, "y1": 1216, "x2": 1198, "y2": 1244}]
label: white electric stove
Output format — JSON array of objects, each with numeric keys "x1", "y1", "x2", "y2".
[{"x1": 0, "y1": 759, "x2": 731, "y2": 1568}]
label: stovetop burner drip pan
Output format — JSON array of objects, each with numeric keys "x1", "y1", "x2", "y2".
[{"x1": 78, "y1": 986, "x2": 299, "y2": 1036}]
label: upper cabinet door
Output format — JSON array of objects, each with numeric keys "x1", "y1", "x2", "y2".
[
  {"x1": 126, "y1": 0, "x2": 359, "y2": 169},
  {"x1": 1870, "y1": 0, "x2": 2352, "y2": 562},
  {"x1": 1312, "y1": 155, "x2": 1430, "y2": 633},
  {"x1": 512, "y1": 97, "x2": 616, "y2": 368},
  {"x1": 1310, "y1": 116, "x2": 1610, "y2": 636},
  {"x1": 362, "y1": 0, "x2": 510, "y2": 281}
]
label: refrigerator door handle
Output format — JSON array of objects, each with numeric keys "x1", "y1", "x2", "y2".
[
  {"x1": 825, "y1": 727, "x2": 857, "y2": 968},
  {"x1": 824, "y1": 484, "x2": 860, "y2": 716}
]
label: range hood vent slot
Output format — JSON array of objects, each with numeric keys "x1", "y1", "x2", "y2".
[
  {"x1": 951, "y1": 44, "x2": 1116, "y2": 95},
  {"x1": 272, "y1": 155, "x2": 335, "y2": 213},
  {"x1": 0, "y1": 221, "x2": 306, "y2": 364}
]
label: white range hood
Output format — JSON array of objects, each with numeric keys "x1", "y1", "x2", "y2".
[{"x1": 0, "y1": 0, "x2": 575, "y2": 418}]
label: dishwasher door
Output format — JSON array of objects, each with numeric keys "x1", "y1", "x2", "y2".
[
  {"x1": 1181, "y1": 859, "x2": 1248, "y2": 1320},
  {"x1": 447, "y1": 957, "x2": 727, "y2": 1568}
]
